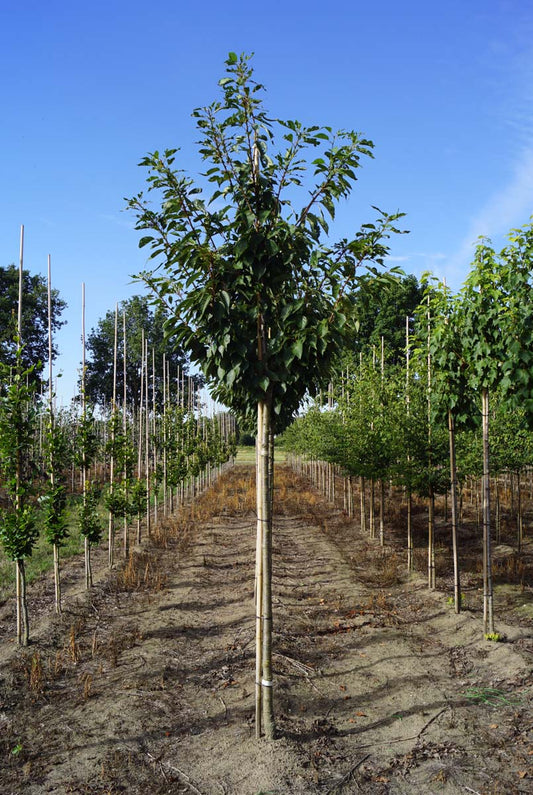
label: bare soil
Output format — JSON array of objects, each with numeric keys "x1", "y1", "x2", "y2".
[{"x1": 0, "y1": 465, "x2": 532, "y2": 795}]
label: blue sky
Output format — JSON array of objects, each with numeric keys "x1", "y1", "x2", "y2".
[{"x1": 1, "y1": 0, "x2": 532, "y2": 402}]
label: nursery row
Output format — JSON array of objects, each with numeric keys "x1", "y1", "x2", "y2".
[{"x1": 0, "y1": 241, "x2": 236, "y2": 647}]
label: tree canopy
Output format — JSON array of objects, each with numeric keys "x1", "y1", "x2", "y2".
[
  {"x1": 343, "y1": 272, "x2": 423, "y2": 366},
  {"x1": 127, "y1": 52, "x2": 404, "y2": 428},
  {"x1": 84, "y1": 295, "x2": 192, "y2": 411},
  {"x1": 0, "y1": 265, "x2": 66, "y2": 385}
]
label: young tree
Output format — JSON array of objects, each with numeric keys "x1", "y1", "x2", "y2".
[
  {"x1": 424, "y1": 279, "x2": 474, "y2": 611},
  {"x1": 127, "y1": 52, "x2": 403, "y2": 738},
  {"x1": 0, "y1": 351, "x2": 39, "y2": 644},
  {"x1": 458, "y1": 242, "x2": 508, "y2": 635}
]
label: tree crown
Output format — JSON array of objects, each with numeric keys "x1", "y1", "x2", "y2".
[{"x1": 128, "y1": 53, "x2": 404, "y2": 426}]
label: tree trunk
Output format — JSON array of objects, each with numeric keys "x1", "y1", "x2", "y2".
[
  {"x1": 255, "y1": 402, "x2": 264, "y2": 739},
  {"x1": 53, "y1": 543, "x2": 62, "y2": 614},
  {"x1": 255, "y1": 399, "x2": 275, "y2": 739},
  {"x1": 407, "y1": 490, "x2": 413, "y2": 571},
  {"x1": 517, "y1": 471, "x2": 523, "y2": 553},
  {"x1": 360, "y1": 477, "x2": 366, "y2": 535},
  {"x1": 85, "y1": 537, "x2": 93, "y2": 589},
  {"x1": 428, "y1": 486, "x2": 435, "y2": 589},
  {"x1": 448, "y1": 409, "x2": 461, "y2": 613},
  {"x1": 261, "y1": 400, "x2": 274, "y2": 738},
  {"x1": 369, "y1": 479, "x2": 375, "y2": 539},
  {"x1": 481, "y1": 388, "x2": 495, "y2": 634},
  {"x1": 379, "y1": 479, "x2": 385, "y2": 546},
  {"x1": 495, "y1": 486, "x2": 500, "y2": 545},
  {"x1": 17, "y1": 559, "x2": 29, "y2": 646}
]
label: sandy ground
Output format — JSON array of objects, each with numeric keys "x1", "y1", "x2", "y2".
[{"x1": 0, "y1": 465, "x2": 532, "y2": 794}]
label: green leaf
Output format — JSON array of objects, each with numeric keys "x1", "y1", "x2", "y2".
[{"x1": 292, "y1": 339, "x2": 304, "y2": 360}]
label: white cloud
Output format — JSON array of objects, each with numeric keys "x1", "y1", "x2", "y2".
[{"x1": 443, "y1": 144, "x2": 533, "y2": 287}]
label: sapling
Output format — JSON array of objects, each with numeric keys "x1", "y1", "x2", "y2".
[
  {"x1": 76, "y1": 401, "x2": 102, "y2": 587},
  {"x1": 0, "y1": 232, "x2": 40, "y2": 645},
  {"x1": 43, "y1": 254, "x2": 70, "y2": 613},
  {"x1": 78, "y1": 285, "x2": 103, "y2": 587},
  {"x1": 0, "y1": 350, "x2": 39, "y2": 644}
]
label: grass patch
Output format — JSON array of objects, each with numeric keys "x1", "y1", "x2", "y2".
[
  {"x1": 235, "y1": 445, "x2": 286, "y2": 464},
  {"x1": 0, "y1": 505, "x2": 85, "y2": 599}
]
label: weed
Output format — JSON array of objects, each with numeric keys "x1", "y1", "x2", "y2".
[
  {"x1": 464, "y1": 687, "x2": 518, "y2": 707},
  {"x1": 484, "y1": 632, "x2": 504, "y2": 642},
  {"x1": 446, "y1": 594, "x2": 466, "y2": 607},
  {"x1": 80, "y1": 672, "x2": 93, "y2": 700},
  {"x1": 28, "y1": 651, "x2": 43, "y2": 693},
  {"x1": 10, "y1": 741, "x2": 23, "y2": 756},
  {"x1": 67, "y1": 625, "x2": 81, "y2": 664}
]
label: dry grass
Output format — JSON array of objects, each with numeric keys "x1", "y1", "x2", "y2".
[{"x1": 114, "y1": 550, "x2": 167, "y2": 592}]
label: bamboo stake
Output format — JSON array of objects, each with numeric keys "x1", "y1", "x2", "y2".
[
  {"x1": 145, "y1": 338, "x2": 151, "y2": 536},
  {"x1": 482, "y1": 388, "x2": 495, "y2": 634},
  {"x1": 81, "y1": 284, "x2": 92, "y2": 589},
  {"x1": 137, "y1": 329, "x2": 145, "y2": 544},
  {"x1": 123, "y1": 310, "x2": 129, "y2": 557},
  {"x1": 448, "y1": 410, "x2": 461, "y2": 612},
  {"x1": 108, "y1": 305, "x2": 118, "y2": 568},
  {"x1": 427, "y1": 296, "x2": 435, "y2": 589},
  {"x1": 255, "y1": 400, "x2": 264, "y2": 738},
  {"x1": 406, "y1": 315, "x2": 413, "y2": 571},
  {"x1": 15, "y1": 226, "x2": 28, "y2": 644},
  {"x1": 48, "y1": 255, "x2": 61, "y2": 613},
  {"x1": 163, "y1": 353, "x2": 168, "y2": 517}
]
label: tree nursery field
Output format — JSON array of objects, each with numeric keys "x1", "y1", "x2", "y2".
[{"x1": 0, "y1": 464, "x2": 532, "y2": 795}]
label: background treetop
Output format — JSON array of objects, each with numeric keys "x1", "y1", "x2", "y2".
[
  {"x1": 0, "y1": 265, "x2": 66, "y2": 387},
  {"x1": 84, "y1": 294, "x2": 194, "y2": 411},
  {"x1": 341, "y1": 272, "x2": 423, "y2": 367}
]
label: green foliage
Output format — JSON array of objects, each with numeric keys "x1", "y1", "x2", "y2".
[
  {"x1": 0, "y1": 369, "x2": 37, "y2": 501},
  {"x1": 0, "y1": 352, "x2": 39, "y2": 562},
  {"x1": 129, "y1": 478, "x2": 147, "y2": 518},
  {"x1": 104, "y1": 481, "x2": 130, "y2": 518},
  {"x1": 420, "y1": 276, "x2": 475, "y2": 428},
  {"x1": 42, "y1": 485, "x2": 69, "y2": 547},
  {"x1": 105, "y1": 410, "x2": 135, "y2": 478},
  {"x1": 79, "y1": 481, "x2": 103, "y2": 545},
  {"x1": 42, "y1": 409, "x2": 72, "y2": 548},
  {"x1": 127, "y1": 52, "x2": 404, "y2": 428},
  {"x1": 75, "y1": 405, "x2": 100, "y2": 469},
  {"x1": 459, "y1": 241, "x2": 508, "y2": 393},
  {"x1": 0, "y1": 507, "x2": 38, "y2": 561},
  {"x1": 392, "y1": 373, "x2": 449, "y2": 496}
]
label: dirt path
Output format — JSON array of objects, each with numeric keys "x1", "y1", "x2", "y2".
[{"x1": 0, "y1": 466, "x2": 532, "y2": 794}]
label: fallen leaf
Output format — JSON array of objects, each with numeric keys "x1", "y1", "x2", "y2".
[{"x1": 490, "y1": 724, "x2": 498, "y2": 729}]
